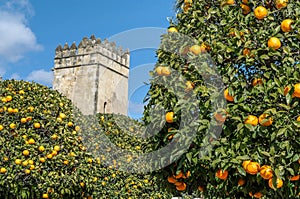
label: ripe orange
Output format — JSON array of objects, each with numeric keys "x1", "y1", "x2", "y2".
[
  {"x1": 28, "y1": 138, "x2": 35, "y2": 144},
  {"x1": 167, "y1": 176, "x2": 177, "y2": 183},
  {"x1": 254, "y1": 6, "x2": 268, "y2": 20},
  {"x1": 290, "y1": 175, "x2": 299, "y2": 181},
  {"x1": 216, "y1": 169, "x2": 228, "y2": 180},
  {"x1": 20, "y1": 118, "x2": 27, "y2": 123},
  {"x1": 7, "y1": 107, "x2": 13, "y2": 113},
  {"x1": 242, "y1": 160, "x2": 251, "y2": 170},
  {"x1": 51, "y1": 134, "x2": 58, "y2": 139},
  {"x1": 249, "y1": 192, "x2": 263, "y2": 198},
  {"x1": 63, "y1": 160, "x2": 69, "y2": 165},
  {"x1": 38, "y1": 146, "x2": 45, "y2": 152},
  {"x1": 23, "y1": 150, "x2": 29, "y2": 156},
  {"x1": 238, "y1": 178, "x2": 246, "y2": 186},
  {"x1": 240, "y1": 4, "x2": 251, "y2": 15},
  {"x1": 33, "y1": 123, "x2": 41, "y2": 129},
  {"x1": 155, "y1": 66, "x2": 163, "y2": 76},
  {"x1": 0, "y1": 167, "x2": 7, "y2": 174},
  {"x1": 175, "y1": 182, "x2": 187, "y2": 191},
  {"x1": 268, "y1": 178, "x2": 283, "y2": 189},
  {"x1": 28, "y1": 106, "x2": 34, "y2": 112},
  {"x1": 47, "y1": 154, "x2": 53, "y2": 159},
  {"x1": 243, "y1": 48, "x2": 251, "y2": 56},
  {"x1": 190, "y1": 44, "x2": 206, "y2": 55},
  {"x1": 168, "y1": 27, "x2": 178, "y2": 33},
  {"x1": 166, "y1": 112, "x2": 174, "y2": 123},
  {"x1": 0, "y1": 125, "x2": 3, "y2": 131},
  {"x1": 293, "y1": 83, "x2": 300, "y2": 98},
  {"x1": 185, "y1": 81, "x2": 194, "y2": 92},
  {"x1": 259, "y1": 113, "x2": 273, "y2": 126},
  {"x1": 246, "y1": 162, "x2": 260, "y2": 175},
  {"x1": 9, "y1": 123, "x2": 16, "y2": 129},
  {"x1": 281, "y1": 19, "x2": 293, "y2": 32},
  {"x1": 260, "y1": 165, "x2": 273, "y2": 180},
  {"x1": 227, "y1": 0, "x2": 235, "y2": 5},
  {"x1": 67, "y1": 122, "x2": 73, "y2": 127},
  {"x1": 284, "y1": 86, "x2": 291, "y2": 96},
  {"x1": 183, "y1": 4, "x2": 191, "y2": 13},
  {"x1": 244, "y1": 115, "x2": 259, "y2": 126},
  {"x1": 39, "y1": 157, "x2": 46, "y2": 163},
  {"x1": 161, "y1": 67, "x2": 171, "y2": 76},
  {"x1": 15, "y1": 159, "x2": 22, "y2": 165},
  {"x1": 268, "y1": 37, "x2": 281, "y2": 50},
  {"x1": 54, "y1": 145, "x2": 60, "y2": 152},
  {"x1": 22, "y1": 160, "x2": 29, "y2": 166},
  {"x1": 175, "y1": 171, "x2": 184, "y2": 179},
  {"x1": 224, "y1": 88, "x2": 234, "y2": 102},
  {"x1": 24, "y1": 169, "x2": 30, "y2": 174},
  {"x1": 51, "y1": 150, "x2": 58, "y2": 156},
  {"x1": 242, "y1": 0, "x2": 248, "y2": 4},
  {"x1": 182, "y1": 171, "x2": 191, "y2": 179},
  {"x1": 184, "y1": 0, "x2": 192, "y2": 5},
  {"x1": 275, "y1": 0, "x2": 288, "y2": 9},
  {"x1": 59, "y1": 113, "x2": 66, "y2": 119},
  {"x1": 42, "y1": 193, "x2": 49, "y2": 199},
  {"x1": 252, "y1": 78, "x2": 263, "y2": 86}
]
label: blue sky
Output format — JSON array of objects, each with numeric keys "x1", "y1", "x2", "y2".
[{"x1": 0, "y1": 0, "x2": 176, "y2": 119}]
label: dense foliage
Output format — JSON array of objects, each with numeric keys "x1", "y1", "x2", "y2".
[
  {"x1": 143, "y1": 0, "x2": 300, "y2": 198},
  {"x1": 0, "y1": 80, "x2": 172, "y2": 199}
]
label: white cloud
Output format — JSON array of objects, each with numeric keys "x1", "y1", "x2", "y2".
[
  {"x1": 0, "y1": 0, "x2": 41, "y2": 62},
  {"x1": 10, "y1": 73, "x2": 20, "y2": 80},
  {"x1": 26, "y1": 69, "x2": 53, "y2": 86}
]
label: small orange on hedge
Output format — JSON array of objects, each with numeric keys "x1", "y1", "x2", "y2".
[
  {"x1": 33, "y1": 123, "x2": 41, "y2": 129},
  {"x1": 0, "y1": 167, "x2": 7, "y2": 174},
  {"x1": 268, "y1": 178, "x2": 284, "y2": 189},
  {"x1": 168, "y1": 27, "x2": 178, "y2": 33},
  {"x1": 28, "y1": 138, "x2": 35, "y2": 144},
  {"x1": 275, "y1": 0, "x2": 288, "y2": 9},
  {"x1": 244, "y1": 115, "x2": 258, "y2": 126},
  {"x1": 168, "y1": 176, "x2": 177, "y2": 183},
  {"x1": 281, "y1": 19, "x2": 293, "y2": 32},
  {"x1": 238, "y1": 178, "x2": 246, "y2": 186},
  {"x1": 293, "y1": 83, "x2": 300, "y2": 98},
  {"x1": 259, "y1": 113, "x2": 273, "y2": 126},
  {"x1": 252, "y1": 78, "x2": 263, "y2": 86},
  {"x1": 240, "y1": 4, "x2": 251, "y2": 15},
  {"x1": 290, "y1": 175, "x2": 299, "y2": 181},
  {"x1": 23, "y1": 150, "x2": 29, "y2": 156},
  {"x1": 175, "y1": 171, "x2": 184, "y2": 179},
  {"x1": 260, "y1": 165, "x2": 273, "y2": 180},
  {"x1": 224, "y1": 88, "x2": 234, "y2": 102},
  {"x1": 249, "y1": 192, "x2": 263, "y2": 198},
  {"x1": 246, "y1": 162, "x2": 260, "y2": 175},
  {"x1": 254, "y1": 6, "x2": 268, "y2": 20},
  {"x1": 42, "y1": 193, "x2": 49, "y2": 199},
  {"x1": 268, "y1": 37, "x2": 281, "y2": 50},
  {"x1": 166, "y1": 112, "x2": 174, "y2": 123},
  {"x1": 175, "y1": 182, "x2": 187, "y2": 191},
  {"x1": 216, "y1": 169, "x2": 228, "y2": 180}
]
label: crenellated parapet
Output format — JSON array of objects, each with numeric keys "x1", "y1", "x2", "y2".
[
  {"x1": 52, "y1": 35, "x2": 129, "y2": 116},
  {"x1": 54, "y1": 35, "x2": 130, "y2": 69}
]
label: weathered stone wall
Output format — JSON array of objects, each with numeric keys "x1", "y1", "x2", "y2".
[{"x1": 52, "y1": 35, "x2": 129, "y2": 115}]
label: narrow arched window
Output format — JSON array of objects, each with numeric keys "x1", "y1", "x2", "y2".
[{"x1": 104, "y1": 102, "x2": 107, "y2": 114}]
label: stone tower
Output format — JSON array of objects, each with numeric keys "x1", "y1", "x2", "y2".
[{"x1": 52, "y1": 35, "x2": 130, "y2": 115}]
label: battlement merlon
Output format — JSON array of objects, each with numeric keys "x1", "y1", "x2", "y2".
[{"x1": 54, "y1": 35, "x2": 130, "y2": 69}]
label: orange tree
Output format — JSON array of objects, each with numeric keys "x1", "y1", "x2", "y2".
[
  {"x1": 0, "y1": 80, "x2": 172, "y2": 199},
  {"x1": 143, "y1": 0, "x2": 300, "y2": 198}
]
